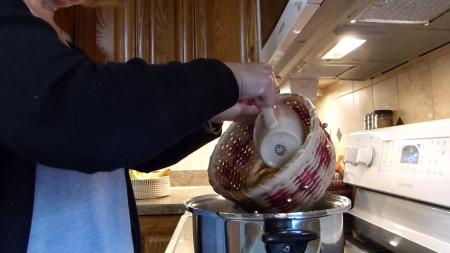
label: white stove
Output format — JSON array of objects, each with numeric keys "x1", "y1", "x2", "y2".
[
  {"x1": 344, "y1": 118, "x2": 450, "y2": 252},
  {"x1": 166, "y1": 119, "x2": 450, "y2": 253}
]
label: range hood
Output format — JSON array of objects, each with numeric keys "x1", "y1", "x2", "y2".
[{"x1": 260, "y1": 0, "x2": 450, "y2": 88}]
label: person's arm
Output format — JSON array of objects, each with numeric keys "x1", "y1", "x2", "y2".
[
  {"x1": 0, "y1": 0, "x2": 238, "y2": 173},
  {"x1": 131, "y1": 122, "x2": 222, "y2": 172}
]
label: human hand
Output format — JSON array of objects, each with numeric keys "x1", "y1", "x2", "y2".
[
  {"x1": 225, "y1": 62, "x2": 281, "y2": 107},
  {"x1": 211, "y1": 99, "x2": 260, "y2": 123}
]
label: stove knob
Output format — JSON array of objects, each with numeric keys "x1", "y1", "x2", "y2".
[
  {"x1": 344, "y1": 146, "x2": 358, "y2": 166},
  {"x1": 356, "y1": 147, "x2": 374, "y2": 167}
]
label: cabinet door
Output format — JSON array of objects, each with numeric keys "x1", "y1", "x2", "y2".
[
  {"x1": 72, "y1": 0, "x2": 195, "y2": 64},
  {"x1": 75, "y1": 6, "x2": 114, "y2": 62},
  {"x1": 194, "y1": 0, "x2": 259, "y2": 63},
  {"x1": 194, "y1": 0, "x2": 246, "y2": 62},
  {"x1": 244, "y1": 0, "x2": 260, "y2": 63},
  {"x1": 54, "y1": 6, "x2": 76, "y2": 41},
  {"x1": 136, "y1": 0, "x2": 181, "y2": 64},
  {"x1": 72, "y1": 2, "x2": 136, "y2": 63},
  {"x1": 133, "y1": 0, "x2": 259, "y2": 63},
  {"x1": 139, "y1": 215, "x2": 181, "y2": 253},
  {"x1": 62, "y1": 0, "x2": 258, "y2": 63}
]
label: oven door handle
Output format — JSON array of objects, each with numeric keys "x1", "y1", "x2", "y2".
[{"x1": 262, "y1": 229, "x2": 318, "y2": 253}]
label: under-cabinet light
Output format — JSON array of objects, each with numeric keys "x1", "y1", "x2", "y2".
[{"x1": 322, "y1": 38, "x2": 366, "y2": 60}]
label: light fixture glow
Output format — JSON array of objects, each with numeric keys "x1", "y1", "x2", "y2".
[
  {"x1": 322, "y1": 38, "x2": 366, "y2": 60},
  {"x1": 389, "y1": 240, "x2": 399, "y2": 247},
  {"x1": 350, "y1": 20, "x2": 356, "y2": 23},
  {"x1": 389, "y1": 237, "x2": 402, "y2": 247}
]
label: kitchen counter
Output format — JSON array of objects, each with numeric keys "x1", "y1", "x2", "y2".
[{"x1": 136, "y1": 186, "x2": 215, "y2": 215}]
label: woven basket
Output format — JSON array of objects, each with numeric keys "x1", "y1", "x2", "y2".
[
  {"x1": 208, "y1": 93, "x2": 335, "y2": 212},
  {"x1": 131, "y1": 176, "x2": 170, "y2": 199}
]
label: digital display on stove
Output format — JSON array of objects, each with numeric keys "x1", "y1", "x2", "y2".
[{"x1": 400, "y1": 145, "x2": 420, "y2": 164}]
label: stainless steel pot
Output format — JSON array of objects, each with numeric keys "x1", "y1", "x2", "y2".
[{"x1": 185, "y1": 194, "x2": 351, "y2": 253}]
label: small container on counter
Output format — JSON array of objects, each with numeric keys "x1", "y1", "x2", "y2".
[
  {"x1": 371, "y1": 113, "x2": 378, "y2": 129},
  {"x1": 368, "y1": 112, "x2": 373, "y2": 129},
  {"x1": 373, "y1": 110, "x2": 393, "y2": 128},
  {"x1": 364, "y1": 114, "x2": 369, "y2": 130},
  {"x1": 365, "y1": 110, "x2": 393, "y2": 129}
]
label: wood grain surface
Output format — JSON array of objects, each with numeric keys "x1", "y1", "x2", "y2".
[
  {"x1": 95, "y1": 6, "x2": 115, "y2": 63},
  {"x1": 139, "y1": 215, "x2": 181, "y2": 253},
  {"x1": 179, "y1": 0, "x2": 195, "y2": 62},
  {"x1": 194, "y1": 0, "x2": 207, "y2": 59},
  {"x1": 136, "y1": 0, "x2": 182, "y2": 64},
  {"x1": 114, "y1": 0, "x2": 136, "y2": 62},
  {"x1": 54, "y1": 6, "x2": 76, "y2": 41},
  {"x1": 71, "y1": 0, "x2": 259, "y2": 64},
  {"x1": 244, "y1": 0, "x2": 260, "y2": 63},
  {"x1": 204, "y1": 0, "x2": 243, "y2": 62}
]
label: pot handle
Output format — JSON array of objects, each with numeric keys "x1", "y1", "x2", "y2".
[{"x1": 262, "y1": 230, "x2": 318, "y2": 253}]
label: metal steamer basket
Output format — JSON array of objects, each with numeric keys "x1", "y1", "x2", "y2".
[
  {"x1": 185, "y1": 194, "x2": 351, "y2": 253},
  {"x1": 208, "y1": 93, "x2": 337, "y2": 212}
]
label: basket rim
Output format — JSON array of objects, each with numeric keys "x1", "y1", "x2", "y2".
[{"x1": 131, "y1": 175, "x2": 170, "y2": 181}]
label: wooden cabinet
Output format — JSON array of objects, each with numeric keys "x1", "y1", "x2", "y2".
[
  {"x1": 73, "y1": 4, "x2": 135, "y2": 63},
  {"x1": 56, "y1": 0, "x2": 260, "y2": 64},
  {"x1": 139, "y1": 215, "x2": 181, "y2": 253},
  {"x1": 55, "y1": 4, "x2": 133, "y2": 62},
  {"x1": 54, "y1": 6, "x2": 76, "y2": 41},
  {"x1": 134, "y1": 0, "x2": 193, "y2": 63},
  {"x1": 244, "y1": 0, "x2": 260, "y2": 63},
  {"x1": 194, "y1": 0, "x2": 259, "y2": 63}
]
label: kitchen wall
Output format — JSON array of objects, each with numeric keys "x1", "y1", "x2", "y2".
[
  {"x1": 167, "y1": 121, "x2": 232, "y2": 170},
  {"x1": 167, "y1": 43, "x2": 450, "y2": 170},
  {"x1": 313, "y1": 43, "x2": 450, "y2": 156}
]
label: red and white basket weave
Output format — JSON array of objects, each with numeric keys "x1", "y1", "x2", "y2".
[{"x1": 208, "y1": 93, "x2": 336, "y2": 212}]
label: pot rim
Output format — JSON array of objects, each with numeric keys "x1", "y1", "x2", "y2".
[{"x1": 185, "y1": 194, "x2": 351, "y2": 220}]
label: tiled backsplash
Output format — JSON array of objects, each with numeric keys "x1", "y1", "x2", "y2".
[
  {"x1": 169, "y1": 169, "x2": 209, "y2": 186},
  {"x1": 313, "y1": 43, "x2": 450, "y2": 155},
  {"x1": 165, "y1": 43, "x2": 450, "y2": 171}
]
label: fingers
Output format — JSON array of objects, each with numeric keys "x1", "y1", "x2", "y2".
[
  {"x1": 274, "y1": 92, "x2": 281, "y2": 104},
  {"x1": 238, "y1": 104, "x2": 260, "y2": 117},
  {"x1": 252, "y1": 72, "x2": 280, "y2": 107},
  {"x1": 224, "y1": 62, "x2": 279, "y2": 108},
  {"x1": 211, "y1": 103, "x2": 260, "y2": 122},
  {"x1": 252, "y1": 92, "x2": 280, "y2": 108}
]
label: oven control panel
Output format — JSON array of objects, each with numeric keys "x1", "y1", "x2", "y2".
[
  {"x1": 343, "y1": 119, "x2": 450, "y2": 208},
  {"x1": 380, "y1": 137, "x2": 449, "y2": 181}
]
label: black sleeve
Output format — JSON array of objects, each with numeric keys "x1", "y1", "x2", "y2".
[
  {"x1": 0, "y1": 0, "x2": 239, "y2": 173},
  {"x1": 132, "y1": 123, "x2": 222, "y2": 172}
]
